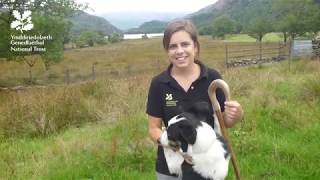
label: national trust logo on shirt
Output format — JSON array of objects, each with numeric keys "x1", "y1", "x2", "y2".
[
  {"x1": 10, "y1": 10, "x2": 34, "y2": 33},
  {"x1": 165, "y1": 93, "x2": 173, "y2": 101},
  {"x1": 165, "y1": 93, "x2": 178, "y2": 107}
]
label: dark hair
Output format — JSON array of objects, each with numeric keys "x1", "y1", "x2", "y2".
[{"x1": 163, "y1": 19, "x2": 200, "y2": 58}]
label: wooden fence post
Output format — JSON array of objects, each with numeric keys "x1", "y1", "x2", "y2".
[
  {"x1": 289, "y1": 40, "x2": 293, "y2": 71},
  {"x1": 225, "y1": 44, "x2": 229, "y2": 68},
  {"x1": 65, "y1": 68, "x2": 70, "y2": 84},
  {"x1": 259, "y1": 41, "x2": 262, "y2": 61},
  {"x1": 92, "y1": 62, "x2": 98, "y2": 80},
  {"x1": 278, "y1": 41, "x2": 281, "y2": 58},
  {"x1": 127, "y1": 64, "x2": 132, "y2": 76},
  {"x1": 28, "y1": 67, "x2": 33, "y2": 84}
]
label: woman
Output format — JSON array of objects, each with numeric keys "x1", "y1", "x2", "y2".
[{"x1": 146, "y1": 19, "x2": 243, "y2": 180}]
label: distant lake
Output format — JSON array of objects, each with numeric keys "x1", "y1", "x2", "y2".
[{"x1": 123, "y1": 33, "x2": 163, "y2": 40}]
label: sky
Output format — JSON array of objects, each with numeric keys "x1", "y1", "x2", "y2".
[{"x1": 75, "y1": 0, "x2": 218, "y2": 14}]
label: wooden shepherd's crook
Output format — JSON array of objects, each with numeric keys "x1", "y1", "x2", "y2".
[{"x1": 208, "y1": 79, "x2": 241, "y2": 180}]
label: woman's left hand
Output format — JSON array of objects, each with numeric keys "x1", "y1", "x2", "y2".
[{"x1": 224, "y1": 101, "x2": 243, "y2": 128}]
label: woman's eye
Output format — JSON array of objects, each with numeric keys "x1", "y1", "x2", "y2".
[
  {"x1": 181, "y1": 42, "x2": 190, "y2": 47},
  {"x1": 168, "y1": 44, "x2": 177, "y2": 50}
]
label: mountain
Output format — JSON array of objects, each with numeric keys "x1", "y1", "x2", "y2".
[
  {"x1": 184, "y1": 0, "x2": 290, "y2": 35},
  {"x1": 71, "y1": 0, "x2": 319, "y2": 35},
  {"x1": 101, "y1": 12, "x2": 187, "y2": 31},
  {"x1": 113, "y1": 2, "x2": 221, "y2": 34},
  {"x1": 103, "y1": 0, "x2": 249, "y2": 34},
  {"x1": 126, "y1": 20, "x2": 167, "y2": 34},
  {"x1": 187, "y1": 0, "x2": 243, "y2": 29},
  {"x1": 70, "y1": 11, "x2": 122, "y2": 37}
]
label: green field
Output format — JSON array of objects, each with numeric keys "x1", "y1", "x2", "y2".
[
  {"x1": 0, "y1": 34, "x2": 286, "y2": 87},
  {"x1": 224, "y1": 33, "x2": 284, "y2": 43},
  {"x1": 0, "y1": 36, "x2": 319, "y2": 179}
]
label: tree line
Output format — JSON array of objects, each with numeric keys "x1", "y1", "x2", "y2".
[{"x1": 200, "y1": 0, "x2": 320, "y2": 42}]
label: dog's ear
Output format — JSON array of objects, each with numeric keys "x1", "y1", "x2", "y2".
[
  {"x1": 178, "y1": 120, "x2": 197, "y2": 145},
  {"x1": 185, "y1": 101, "x2": 211, "y2": 121}
]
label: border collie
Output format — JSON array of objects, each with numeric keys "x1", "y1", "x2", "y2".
[{"x1": 160, "y1": 102, "x2": 230, "y2": 180}]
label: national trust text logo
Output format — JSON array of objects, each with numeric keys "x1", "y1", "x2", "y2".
[
  {"x1": 10, "y1": 10, "x2": 34, "y2": 33},
  {"x1": 9, "y1": 9, "x2": 52, "y2": 53}
]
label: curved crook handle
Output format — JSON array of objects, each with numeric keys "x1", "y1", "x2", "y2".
[
  {"x1": 208, "y1": 79, "x2": 231, "y2": 112},
  {"x1": 208, "y1": 79, "x2": 241, "y2": 180}
]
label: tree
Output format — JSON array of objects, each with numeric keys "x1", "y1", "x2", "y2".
[
  {"x1": 108, "y1": 33, "x2": 122, "y2": 43},
  {"x1": 242, "y1": 0, "x2": 273, "y2": 42},
  {"x1": 272, "y1": 0, "x2": 319, "y2": 41},
  {"x1": 0, "y1": 0, "x2": 88, "y2": 83},
  {"x1": 79, "y1": 31, "x2": 98, "y2": 47},
  {"x1": 305, "y1": 2, "x2": 320, "y2": 36},
  {"x1": 33, "y1": 15, "x2": 68, "y2": 69},
  {"x1": 95, "y1": 31, "x2": 108, "y2": 45},
  {"x1": 246, "y1": 17, "x2": 273, "y2": 42},
  {"x1": 77, "y1": 30, "x2": 107, "y2": 47},
  {"x1": 212, "y1": 15, "x2": 236, "y2": 39},
  {"x1": 199, "y1": 26, "x2": 214, "y2": 35},
  {"x1": 0, "y1": 12, "x2": 11, "y2": 59},
  {"x1": 0, "y1": 0, "x2": 87, "y2": 68}
]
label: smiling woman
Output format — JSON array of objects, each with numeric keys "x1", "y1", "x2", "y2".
[{"x1": 146, "y1": 19, "x2": 243, "y2": 180}]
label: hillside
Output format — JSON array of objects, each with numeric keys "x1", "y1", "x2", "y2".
[
  {"x1": 122, "y1": 0, "x2": 241, "y2": 33},
  {"x1": 70, "y1": 11, "x2": 122, "y2": 37},
  {"x1": 129, "y1": 0, "x2": 273, "y2": 32},
  {"x1": 112, "y1": 0, "x2": 255, "y2": 34},
  {"x1": 126, "y1": 20, "x2": 167, "y2": 34},
  {"x1": 101, "y1": 12, "x2": 186, "y2": 31},
  {"x1": 188, "y1": 0, "x2": 256, "y2": 30}
]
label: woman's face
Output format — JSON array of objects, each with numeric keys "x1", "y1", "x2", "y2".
[{"x1": 167, "y1": 30, "x2": 198, "y2": 69}]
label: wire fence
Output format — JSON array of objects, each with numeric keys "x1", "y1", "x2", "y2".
[{"x1": 225, "y1": 42, "x2": 290, "y2": 68}]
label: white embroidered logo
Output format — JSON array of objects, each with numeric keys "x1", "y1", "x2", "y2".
[
  {"x1": 10, "y1": 10, "x2": 34, "y2": 33},
  {"x1": 165, "y1": 94, "x2": 173, "y2": 101},
  {"x1": 165, "y1": 93, "x2": 177, "y2": 107}
]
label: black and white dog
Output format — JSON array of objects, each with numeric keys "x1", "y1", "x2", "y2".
[{"x1": 160, "y1": 102, "x2": 230, "y2": 180}]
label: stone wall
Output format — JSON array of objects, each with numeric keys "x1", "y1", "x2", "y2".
[{"x1": 226, "y1": 56, "x2": 287, "y2": 67}]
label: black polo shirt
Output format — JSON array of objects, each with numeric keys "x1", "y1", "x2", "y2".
[{"x1": 146, "y1": 61, "x2": 226, "y2": 176}]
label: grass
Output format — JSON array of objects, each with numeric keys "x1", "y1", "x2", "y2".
[
  {"x1": 224, "y1": 33, "x2": 284, "y2": 43},
  {"x1": 0, "y1": 36, "x2": 320, "y2": 179},
  {"x1": 225, "y1": 34, "x2": 257, "y2": 42},
  {"x1": 0, "y1": 35, "x2": 285, "y2": 87},
  {"x1": 0, "y1": 38, "x2": 167, "y2": 86}
]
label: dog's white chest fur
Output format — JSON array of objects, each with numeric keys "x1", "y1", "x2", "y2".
[{"x1": 190, "y1": 122, "x2": 230, "y2": 179}]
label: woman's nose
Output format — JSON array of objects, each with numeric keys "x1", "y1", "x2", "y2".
[{"x1": 176, "y1": 45, "x2": 184, "y2": 54}]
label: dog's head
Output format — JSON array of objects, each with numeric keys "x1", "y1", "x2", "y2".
[{"x1": 167, "y1": 102, "x2": 211, "y2": 152}]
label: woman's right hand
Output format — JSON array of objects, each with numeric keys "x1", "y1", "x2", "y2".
[{"x1": 148, "y1": 115, "x2": 164, "y2": 143}]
